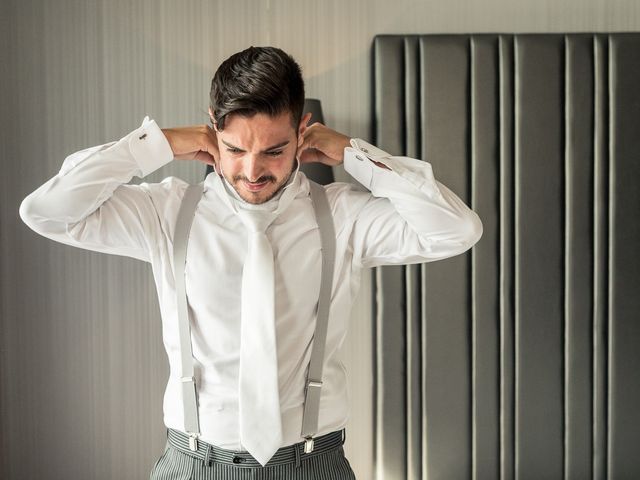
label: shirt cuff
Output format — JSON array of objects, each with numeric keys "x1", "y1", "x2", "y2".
[
  {"x1": 343, "y1": 138, "x2": 395, "y2": 190},
  {"x1": 127, "y1": 116, "x2": 175, "y2": 177},
  {"x1": 349, "y1": 138, "x2": 393, "y2": 161},
  {"x1": 344, "y1": 138, "x2": 446, "y2": 201}
]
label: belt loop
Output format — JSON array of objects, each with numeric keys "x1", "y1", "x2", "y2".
[
  {"x1": 294, "y1": 443, "x2": 302, "y2": 468},
  {"x1": 204, "y1": 444, "x2": 213, "y2": 467}
]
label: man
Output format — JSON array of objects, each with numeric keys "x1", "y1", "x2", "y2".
[{"x1": 19, "y1": 46, "x2": 483, "y2": 479}]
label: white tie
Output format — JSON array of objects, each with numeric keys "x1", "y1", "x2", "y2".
[
  {"x1": 210, "y1": 160, "x2": 303, "y2": 467},
  {"x1": 236, "y1": 208, "x2": 282, "y2": 466}
]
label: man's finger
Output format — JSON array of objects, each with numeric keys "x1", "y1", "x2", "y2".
[
  {"x1": 298, "y1": 128, "x2": 318, "y2": 152},
  {"x1": 194, "y1": 150, "x2": 216, "y2": 166},
  {"x1": 298, "y1": 148, "x2": 317, "y2": 164}
]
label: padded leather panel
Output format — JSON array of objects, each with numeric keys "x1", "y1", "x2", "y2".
[
  {"x1": 608, "y1": 34, "x2": 640, "y2": 479},
  {"x1": 372, "y1": 33, "x2": 640, "y2": 480}
]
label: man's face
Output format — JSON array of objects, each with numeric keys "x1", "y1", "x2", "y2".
[{"x1": 210, "y1": 109, "x2": 311, "y2": 205}]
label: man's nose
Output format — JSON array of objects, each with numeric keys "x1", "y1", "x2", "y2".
[{"x1": 243, "y1": 155, "x2": 264, "y2": 182}]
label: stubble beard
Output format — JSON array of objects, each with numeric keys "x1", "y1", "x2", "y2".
[{"x1": 227, "y1": 157, "x2": 297, "y2": 205}]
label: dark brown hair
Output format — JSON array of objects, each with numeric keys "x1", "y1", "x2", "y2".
[{"x1": 209, "y1": 46, "x2": 305, "y2": 131}]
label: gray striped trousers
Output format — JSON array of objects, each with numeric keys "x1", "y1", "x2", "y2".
[{"x1": 149, "y1": 434, "x2": 357, "y2": 479}]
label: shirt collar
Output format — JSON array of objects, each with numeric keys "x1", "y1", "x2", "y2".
[{"x1": 205, "y1": 156, "x2": 304, "y2": 214}]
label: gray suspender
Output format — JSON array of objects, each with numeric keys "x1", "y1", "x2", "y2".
[
  {"x1": 300, "y1": 180, "x2": 336, "y2": 452},
  {"x1": 172, "y1": 179, "x2": 336, "y2": 454},
  {"x1": 173, "y1": 182, "x2": 204, "y2": 450}
]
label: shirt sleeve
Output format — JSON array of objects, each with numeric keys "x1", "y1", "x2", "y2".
[
  {"x1": 18, "y1": 116, "x2": 175, "y2": 263},
  {"x1": 342, "y1": 138, "x2": 483, "y2": 269}
]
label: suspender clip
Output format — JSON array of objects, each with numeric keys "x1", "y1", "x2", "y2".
[
  {"x1": 306, "y1": 380, "x2": 323, "y2": 392},
  {"x1": 188, "y1": 432, "x2": 200, "y2": 451},
  {"x1": 304, "y1": 436, "x2": 315, "y2": 453}
]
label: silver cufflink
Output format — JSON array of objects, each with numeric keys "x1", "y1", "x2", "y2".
[
  {"x1": 355, "y1": 155, "x2": 365, "y2": 162},
  {"x1": 361, "y1": 147, "x2": 368, "y2": 153}
]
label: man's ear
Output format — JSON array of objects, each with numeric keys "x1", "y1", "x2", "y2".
[
  {"x1": 208, "y1": 107, "x2": 217, "y2": 129},
  {"x1": 297, "y1": 112, "x2": 313, "y2": 145},
  {"x1": 209, "y1": 109, "x2": 223, "y2": 134}
]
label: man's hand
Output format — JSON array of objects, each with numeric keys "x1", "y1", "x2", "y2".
[
  {"x1": 161, "y1": 125, "x2": 219, "y2": 168},
  {"x1": 297, "y1": 122, "x2": 391, "y2": 170},
  {"x1": 297, "y1": 122, "x2": 351, "y2": 167}
]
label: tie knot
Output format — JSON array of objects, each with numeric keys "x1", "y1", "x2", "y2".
[{"x1": 237, "y1": 209, "x2": 276, "y2": 233}]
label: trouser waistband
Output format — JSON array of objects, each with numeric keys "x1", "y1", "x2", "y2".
[{"x1": 166, "y1": 428, "x2": 346, "y2": 468}]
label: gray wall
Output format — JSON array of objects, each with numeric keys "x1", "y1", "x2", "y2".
[{"x1": 2, "y1": 1, "x2": 639, "y2": 479}]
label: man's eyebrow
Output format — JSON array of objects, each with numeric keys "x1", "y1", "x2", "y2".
[{"x1": 221, "y1": 139, "x2": 290, "y2": 152}]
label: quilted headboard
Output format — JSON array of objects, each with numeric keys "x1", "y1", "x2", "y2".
[{"x1": 372, "y1": 33, "x2": 640, "y2": 479}]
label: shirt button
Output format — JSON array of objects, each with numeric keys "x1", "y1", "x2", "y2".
[{"x1": 232, "y1": 456, "x2": 244, "y2": 464}]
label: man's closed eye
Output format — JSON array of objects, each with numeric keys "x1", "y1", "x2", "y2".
[{"x1": 226, "y1": 148, "x2": 283, "y2": 157}]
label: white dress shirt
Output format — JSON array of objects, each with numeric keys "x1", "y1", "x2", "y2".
[{"x1": 19, "y1": 116, "x2": 483, "y2": 450}]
